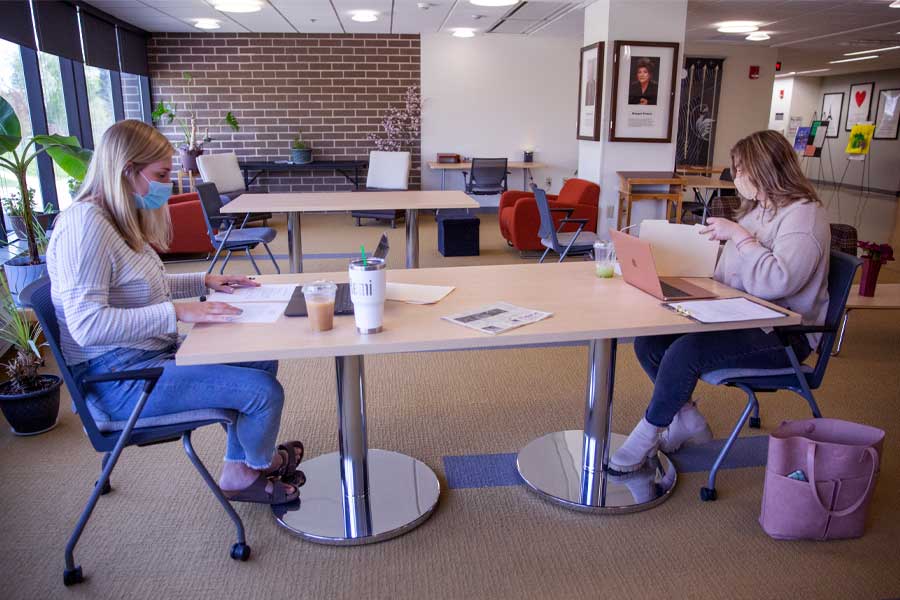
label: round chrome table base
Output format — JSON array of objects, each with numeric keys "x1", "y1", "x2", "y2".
[
  {"x1": 272, "y1": 449, "x2": 440, "y2": 545},
  {"x1": 517, "y1": 431, "x2": 677, "y2": 513}
]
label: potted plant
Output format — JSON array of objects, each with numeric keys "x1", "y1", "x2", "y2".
[
  {"x1": 0, "y1": 274, "x2": 62, "y2": 435},
  {"x1": 151, "y1": 72, "x2": 240, "y2": 174},
  {"x1": 3, "y1": 189, "x2": 58, "y2": 240},
  {"x1": 290, "y1": 136, "x2": 312, "y2": 164},
  {"x1": 0, "y1": 95, "x2": 92, "y2": 304},
  {"x1": 857, "y1": 241, "x2": 894, "y2": 297}
]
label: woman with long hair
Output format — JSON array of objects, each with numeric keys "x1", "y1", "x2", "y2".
[
  {"x1": 610, "y1": 130, "x2": 831, "y2": 473},
  {"x1": 47, "y1": 119, "x2": 303, "y2": 504}
]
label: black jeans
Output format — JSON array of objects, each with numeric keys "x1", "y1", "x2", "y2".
[{"x1": 634, "y1": 329, "x2": 812, "y2": 427}]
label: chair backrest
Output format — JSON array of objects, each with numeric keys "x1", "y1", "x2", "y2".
[
  {"x1": 809, "y1": 250, "x2": 862, "y2": 386},
  {"x1": 470, "y1": 158, "x2": 508, "y2": 189},
  {"x1": 366, "y1": 151, "x2": 410, "y2": 190},
  {"x1": 196, "y1": 152, "x2": 246, "y2": 194},
  {"x1": 531, "y1": 184, "x2": 559, "y2": 249},
  {"x1": 19, "y1": 278, "x2": 110, "y2": 451},
  {"x1": 557, "y1": 178, "x2": 601, "y2": 206},
  {"x1": 718, "y1": 167, "x2": 737, "y2": 198},
  {"x1": 195, "y1": 182, "x2": 226, "y2": 242}
]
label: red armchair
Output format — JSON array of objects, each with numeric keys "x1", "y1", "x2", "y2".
[
  {"x1": 499, "y1": 178, "x2": 600, "y2": 252},
  {"x1": 158, "y1": 192, "x2": 214, "y2": 257}
]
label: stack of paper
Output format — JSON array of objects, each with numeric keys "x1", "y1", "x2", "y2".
[
  {"x1": 386, "y1": 282, "x2": 455, "y2": 305},
  {"x1": 204, "y1": 284, "x2": 296, "y2": 324},
  {"x1": 639, "y1": 220, "x2": 720, "y2": 278}
]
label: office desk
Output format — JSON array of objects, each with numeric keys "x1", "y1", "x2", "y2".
[
  {"x1": 834, "y1": 283, "x2": 900, "y2": 355},
  {"x1": 616, "y1": 171, "x2": 685, "y2": 228},
  {"x1": 238, "y1": 160, "x2": 369, "y2": 190},
  {"x1": 224, "y1": 191, "x2": 478, "y2": 272},
  {"x1": 682, "y1": 175, "x2": 737, "y2": 224},
  {"x1": 177, "y1": 262, "x2": 799, "y2": 543},
  {"x1": 428, "y1": 161, "x2": 546, "y2": 191},
  {"x1": 676, "y1": 165, "x2": 726, "y2": 176}
]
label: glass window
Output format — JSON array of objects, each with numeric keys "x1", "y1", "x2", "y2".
[
  {"x1": 121, "y1": 72, "x2": 146, "y2": 122},
  {"x1": 0, "y1": 39, "x2": 43, "y2": 210},
  {"x1": 38, "y1": 52, "x2": 72, "y2": 209},
  {"x1": 84, "y1": 64, "x2": 115, "y2": 143}
]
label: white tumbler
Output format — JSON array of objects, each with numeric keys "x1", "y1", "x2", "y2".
[{"x1": 348, "y1": 257, "x2": 386, "y2": 334}]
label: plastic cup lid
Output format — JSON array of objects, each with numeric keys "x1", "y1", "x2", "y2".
[{"x1": 302, "y1": 280, "x2": 337, "y2": 295}]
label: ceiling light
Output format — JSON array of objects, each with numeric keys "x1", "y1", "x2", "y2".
[
  {"x1": 844, "y1": 45, "x2": 900, "y2": 56},
  {"x1": 746, "y1": 32, "x2": 770, "y2": 41},
  {"x1": 211, "y1": 0, "x2": 263, "y2": 13},
  {"x1": 796, "y1": 68, "x2": 830, "y2": 75},
  {"x1": 452, "y1": 28, "x2": 476, "y2": 38},
  {"x1": 774, "y1": 72, "x2": 796, "y2": 78},
  {"x1": 470, "y1": 0, "x2": 518, "y2": 7},
  {"x1": 829, "y1": 55, "x2": 879, "y2": 64},
  {"x1": 891, "y1": 1, "x2": 900, "y2": 7},
  {"x1": 192, "y1": 18, "x2": 221, "y2": 29},
  {"x1": 716, "y1": 21, "x2": 760, "y2": 34},
  {"x1": 350, "y1": 10, "x2": 379, "y2": 22}
]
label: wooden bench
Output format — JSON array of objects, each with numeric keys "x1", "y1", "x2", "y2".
[{"x1": 834, "y1": 283, "x2": 900, "y2": 355}]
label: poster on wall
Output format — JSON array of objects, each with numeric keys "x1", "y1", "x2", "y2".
[
  {"x1": 873, "y1": 88, "x2": 900, "y2": 140},
  {"x1": 845, "y1": 123, "x2": 875, "y2": 155},
  {"x1": 821, "y1": 92, "x2": 843, "y2": 138},
  {"x1": 610, "y1": 40, "x2": 679, "y2": 143},
  {"x1": 675, "y1": 57, "x2": 725, "y2": 167},
  {"x1": 846, "y1": 82, "x2": 875, "y2": 131},
  {"x1": 577, "y1": 42, "x2": 605, "y2": 141}
]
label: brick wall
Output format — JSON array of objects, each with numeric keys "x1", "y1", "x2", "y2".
[{"x1": 147, "y1": 33, "x2": 421, "y2": 192}]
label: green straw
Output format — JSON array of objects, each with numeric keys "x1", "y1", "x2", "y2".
[{"x1": 360, "y1": 244, "x2": 367, "y2": 266}]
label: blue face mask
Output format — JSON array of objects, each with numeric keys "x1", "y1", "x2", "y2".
[{"x1": 133, "y1": 173, "x2": 173, "y2": 210}]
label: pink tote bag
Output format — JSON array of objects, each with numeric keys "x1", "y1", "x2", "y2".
[{"x1": 759, "y1": 418, "x2": 884, "y2": 541}]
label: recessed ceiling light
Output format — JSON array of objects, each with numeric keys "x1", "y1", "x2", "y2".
[
  {"x1": 470, "y1": 0, "x2": 518, "y2": 7},
  {"x1": 891, "y1": 1, "x2": 900, "y2": 7},
  {"x1": 717, "y1": 21, "x2": 760, "y2": 34},
  {"x1": 193, "y1": 18, "x2": 221, "y2": 30},
  {"x1": 829, "y1": 55, "x2": 879, "y2": 64},
  {"x1": 211, "y1": 0, "x2": 263, "y2": 13},
  {"x1": 452, "y1": 28, "x2": 476, "y2": 38},
  {"x1": 796, "y1": 68, "x2": 830, "y2": 75},
  {"x1": 350, "y1": 10, "x2": 379, "y2": 22},
  {"x1": 844, "y1": 45, "x2": 900, "y2": 56},
  {"x1": 746, "y1": 32, "x2": 770, "y2": 41}
]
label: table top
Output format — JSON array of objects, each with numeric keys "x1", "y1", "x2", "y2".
[
  {"x1": 681, "y1": 175, "x2": 736, "y2": 190},
  {"x1": 616, "y1": 171, "x2": 684, "y2": 185},
  {"x1": 222, "y1": 191, "x2": 479, "y2": 213},
  {"x1": 238, "y1": 160, "x2": 368, "y2": 170},
  {"x1": 676, "y1": 165, "x2": 726, "y2": 175},
  {"x1": 176, "y1": 262, "x2": 800, "y2": 365},
  {"x1": 846, "y1": 283, "x2": 900, "y2": 309},
  {"x1": 427, "y1": 161, "x2": 546, "y2": 170}
]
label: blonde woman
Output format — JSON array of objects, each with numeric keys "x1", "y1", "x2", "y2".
[
  {"x1": 47, "y1": 120, "x2": 302, "y2": 504},
  {"x1": 611, "y1": 130, "x2": 831, "y2": 473}
]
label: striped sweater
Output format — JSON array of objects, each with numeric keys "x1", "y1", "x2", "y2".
[{"x1": 46, "y1": 201, "x2": 208, "y2": 365}]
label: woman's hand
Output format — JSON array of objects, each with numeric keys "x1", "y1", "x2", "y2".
[
  {"x1": 699, "y1": 217, "x2": 752, "y2": 244},
  {"x1": 204, "y1": 274, "x2": 260, "y2": 294},
  {"x1": 174, "y1": 301, "x2": 243, "y2": 323}
]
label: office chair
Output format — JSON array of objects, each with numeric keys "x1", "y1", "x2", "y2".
[
  {"x1": 196, "y1": 182, "x2": 281, "y2": 275},
  {"x1": 196, "y1": 152, "x2": 271, "y2": 224},
  {"x1": 532, "y1": 184, "x2": 598, "y2": 263},
  {"x1": 464, "y1": 158, "x2": 509, "y2": 196},
  {"x1": 19, "y1": 278, "x2": 250, "y2": 587},
  {"x1": 351, "y1": 150, "x2": 411, "y2": 228},
  {"x1": 697, "y1": 250, "x2": 862, "y2": 501}
]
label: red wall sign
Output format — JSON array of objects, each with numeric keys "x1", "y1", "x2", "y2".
[{"x1": 749, "y1": 65, "x2": 760, "y2": 80}]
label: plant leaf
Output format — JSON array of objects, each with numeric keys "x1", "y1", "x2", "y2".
[
  {"x1": 183, "y1": 71, "x2": 193, "y2": 82},
  {"x1": 34, "y1": 134, "x2": 92, "y2": 180},
  {"x1": 225, "y1": 111, "x2": 240, "y2": 132},
  {"x1": 0, "y1": 96, "x2": 23, "y2": 153}
]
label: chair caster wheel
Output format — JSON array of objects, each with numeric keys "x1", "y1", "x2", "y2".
[
  {"x1": 230, "y1": 542, "x2": 251, "y2": 562},
  {"x1": 63, "y1": 566, "x2": 84, "y2": 586},
  {"x1": 95, "y1": 479, "x2": 112, "y2": 495},
  {"x1": 700, "y1": 487, "x2": 717, "y2": 502},
  {"x1": 749, "y1": 417, "x2": 761, "y2": 429}
]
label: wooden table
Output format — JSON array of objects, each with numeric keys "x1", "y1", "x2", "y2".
[
  {"x1": 834, "y1": 283, "x2": 900, "y2": 355},
  {"x1": 177, "y1": 262, "x2": 799, "y2": 543},
  {"x1": 681, "y1": 175, "x2": 737, "y2": 224},
  {"x1": 428, "y1": 161, "x2": 547, "y2": 191},
  {"x1": 616, "y1": 171, "x2": 685, "y2": 229},
  {"x1": 224, "y1": 191, "x2": 478, "y2": 272},
  {"x1": 676, "y1": 165, "x2": 726, "y2": 176},
  {"x1": 238, "y1": 160, "x2": 369, "y2": 190}
]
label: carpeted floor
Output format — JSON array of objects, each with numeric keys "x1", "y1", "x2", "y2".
[{"x1": 1, "y1": 212, "x2": 899, "y2": 600}]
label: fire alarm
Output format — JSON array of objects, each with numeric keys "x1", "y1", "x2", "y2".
[
  {"x1": 779, "y1": 89, "x2": 784, "y2": 100},
  {"x1": 775, "y1": 61, "x2": 782, "y2": 72},
  {"x1": 749, "y1": 65, "x2": 760, "y2": 79}
]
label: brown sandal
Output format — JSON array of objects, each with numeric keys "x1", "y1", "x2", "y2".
[
  {"x1": 222, "y1": 474, "x2": 299, "y2": 505},
  {"x1": 264, "y1": 441, "x2": 305, "y2": 482}
]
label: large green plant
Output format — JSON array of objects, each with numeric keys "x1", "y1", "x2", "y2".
[
  {"x1": 0, "y1": 96, "x2": 92, "y2": 265},
  {"x1": 151, "y1": 72, "x2": 239, "y2": 151},
  {"x1": 0, "y1": 273, "x2": 44, "y2": 393}
]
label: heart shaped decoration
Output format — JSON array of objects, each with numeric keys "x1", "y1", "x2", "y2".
[{"x1": 855, "y1": 90, "x2": 867, "y2": 107}]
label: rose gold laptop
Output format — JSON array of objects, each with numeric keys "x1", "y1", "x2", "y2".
[{"x1": 610, "y1": 229, "x2": 717, "y2": 301}]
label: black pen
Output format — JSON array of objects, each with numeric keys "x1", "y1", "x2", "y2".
[{"x1": 199, "y1": 295, "x2": 206, "y2": 302}]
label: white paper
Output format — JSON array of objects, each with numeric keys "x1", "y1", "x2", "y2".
[
  {"x1": 225, "y1": 302, "x2": 287, "y2": 324},
  {"x1": 205, "y1": 284, "x2": 297, "y2": 303},
  {"x1": 639, "y1": 220, "x2": 720, "y2": 277},
  {"x1": 386, "y1": 282, "x2": 455, "y2": 305},
  {"x1": 666, "y1": 297, "x2": 787, "y2": 324},
  {"x1": 442, "y1": 302, "x2": 552, "y2": 335}
]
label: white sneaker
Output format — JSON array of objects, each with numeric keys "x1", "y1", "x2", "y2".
[
  {"x1": 609, "y1": 418, "x2": 661, "y2": 473},
  {"x1": 659, "y1": 401, "x2": 713, "y2": 453}
]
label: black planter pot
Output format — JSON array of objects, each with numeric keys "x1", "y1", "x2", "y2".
[
  {"x1": 0, "y1": 375, "x2": 62, "y2": 436},
  {"x1": 179, "y1": 147, "x2": 204, "y2": 174}
]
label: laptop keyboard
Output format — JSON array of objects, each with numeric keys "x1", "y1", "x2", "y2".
[{"x1": 660, "y1": 280, "x2": 690, "y2": 299}]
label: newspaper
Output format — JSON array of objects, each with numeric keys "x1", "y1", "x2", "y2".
[{"x1": 442, "y1": 302, "x2": 552, "y2": 335}]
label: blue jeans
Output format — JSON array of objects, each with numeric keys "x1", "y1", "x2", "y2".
[
  {"x1": 634, "y1": 329, "x2": 812, "y2": 427},
  {"x1": 71, "y1": 345, "x2": 285, "y2": 470}
]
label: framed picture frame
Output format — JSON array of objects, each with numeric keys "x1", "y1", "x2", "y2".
[
  {"x1": 577, "y1": 42, "x2": 604, "y2": 141},
  {"x1": 873, "y1": 88, "x2": 900, "y2": 140},
  {"x1": 820, "y1": 92, "x2": 843, "y2": 138},
  {"x1": 846, "y1": 82, "x2": 875, "y2": 131},
  {"x1": 610, "y1": 40, "x2": 680, "y2": 143}
]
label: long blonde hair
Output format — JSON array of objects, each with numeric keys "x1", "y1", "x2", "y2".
[
  {"x1": 730, "y1": 129, "x2": 821, "y2": 218},
  {"x1": 75, "y1": 119, "x2": 174, "y2": 251}
]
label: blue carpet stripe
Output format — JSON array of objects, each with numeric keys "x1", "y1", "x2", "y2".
[{"x1": 442, "y1": 435, "x2": 769, "y2": 490}]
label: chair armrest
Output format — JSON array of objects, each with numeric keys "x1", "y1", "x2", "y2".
[
  {"x1": 550, "y1": 207, "x2": 575, "y2": 216},
  {"x1": 556, "y1": 217, "x2": 588, "y2": 234},
  {"x1": 560, "y1": 218, "x2": 588, "y2": 226},
  {"x1": 81, "y1": 368, "x2": 164, "y2": 385},
  {"x1": 499, "y1": 190, "x2": 532, "y2": 212}
]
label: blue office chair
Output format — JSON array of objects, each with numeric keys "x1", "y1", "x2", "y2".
[
  {"x1": 697, "y1": 250, "x2": 862, "y2": 501},
  {"x1": 533, "y1": 184, "x2": 598, "y2": 263},
  {"x1": 196, "y1": 182, "x2": 281, "y2": 275},
  {"x1": 19, "y1": 278, "x2": 251, "y2": 587}
]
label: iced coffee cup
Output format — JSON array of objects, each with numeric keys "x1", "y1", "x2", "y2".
[
  {"x1": 348, "y1": 257, "x2": 386, "y2": 334},
  {"x1": 302, "y1": 280, "x2": 337, "y2": 332}
]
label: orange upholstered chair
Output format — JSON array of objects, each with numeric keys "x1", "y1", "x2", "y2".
[
  {"x1": 159, "y1": 192, "x2": 215, "y2": 256},
  {"x1": 499, "y1": 178, "x2": 600, "y2": 252}
]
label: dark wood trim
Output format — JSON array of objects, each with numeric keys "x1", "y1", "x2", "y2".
[
  {"x1": 71, "y1": 62, "x2": 94, "y2": 149},
  {"x1": 873, "y1": 88, "x2": 900, "y2": 140},
  {"x1": 20, "y1": 46, "x2": 59, "y2": 211},
  {"x1": 110, "y1": 70, "x2": 125, "y2": 122},
  {"x1": 139, "y1": 75, "x2": 152, "y2": 123},
  {"x1": 845, "y1": 82, "x2": 875, "y2": 132},
  {"x1": 576, "y1": 41, "x2": 604, "y2": 142},
  {"x1": 609, "y1": 40, "x2": 680, "y2": 144},
  {"x1": 821, "y1": 92, "x2": 844, "y2": 138}
]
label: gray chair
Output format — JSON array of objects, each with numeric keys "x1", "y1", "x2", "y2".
[
  {"x1": 533, "y1": 184, "x2": 599, "y2": 263},
  {"x1": 464, "y1": 158, "x2": 508, "y2": 196},
  {"x1": 196, "y1": 182, "x2": 280, "y2": 275},
  {"x1": 19, "y1": 278, "x2": 250, "y2": 587},
  {"x1": 697, "y1": 250, "x2": 862, "y2": 501}
]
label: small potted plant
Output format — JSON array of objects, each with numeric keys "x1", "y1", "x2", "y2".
[
  {"x1": 3, "y1": 190, "x2": 58, "y2": 240},
  {"x1": 0, "y1": 274, "x2": 62, "y2": 435},
  {"x1": 151, "y1": 72, "x2": 240, "y2": 173},
  {"x1": 291, "y1": 136, "x2": 312, "y2": 164},
  {"x1": 857, "y1": 241, "x2": 894, "y2": 297}
]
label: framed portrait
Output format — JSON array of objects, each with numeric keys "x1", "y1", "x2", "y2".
[
  {"x1": 846, "y1": 82, "x2": 875, "y2": 131},
  {"x1": 873, "y1": 88, "x2": 900, "y2": 140},
  {"x1": 610, "y1": 40, "x2": 680, "y2": 143},
  {"x1": 820, "y1": 92, "x2": 843, "y2": 138},
  {"x1": 577, "y1": 42, "x2": 604, "y2": 141}
]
